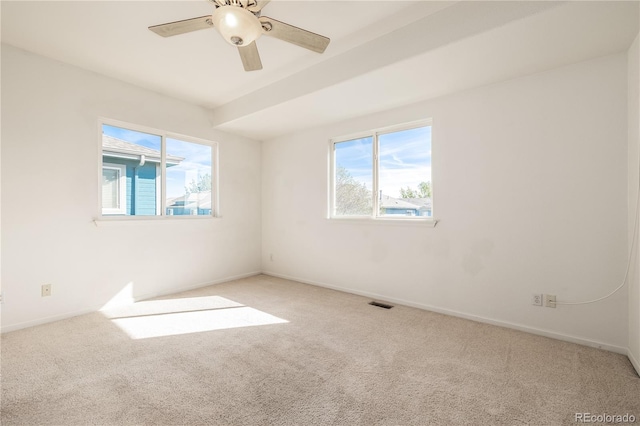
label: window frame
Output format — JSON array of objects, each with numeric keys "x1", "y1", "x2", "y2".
[
  {"x1": 98, "y1": 118, "x2": 219, "y2": 220},
  {"x1": 329, "y1": 119, "x2": 434, "y2": 223},
  {"x1": 101, "y1": 163, "x2": 127, "y2": 216}
]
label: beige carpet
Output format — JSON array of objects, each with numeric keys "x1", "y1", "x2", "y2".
[{"x1": 2, "y1": 274, "x2": 639, "y2": 425}]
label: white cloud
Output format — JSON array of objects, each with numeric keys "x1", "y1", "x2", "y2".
[{"x1": 379, "y1": 166, "x2": 431, "y2": 198}]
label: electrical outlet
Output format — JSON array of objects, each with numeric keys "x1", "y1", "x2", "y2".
[
  {"x1": 532, "y1": 294, "x2": 543, "y2": 306},
  {"x1": 41, "y1": 284, "x2": 52, "y2": 297},
  {"x1": 545, "y1": 294, "x2": 556, "y2": 308}
]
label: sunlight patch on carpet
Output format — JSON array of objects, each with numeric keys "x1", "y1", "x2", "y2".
[
  {"x1": 101, "y1": 295, "x2": 245, "y2": 319},
  {"x1": 111, "y1": 306, "x2": 288, "y2": 339},
  {"x1": 102, "y1": 295, "x2": 288, "y2": 339}
]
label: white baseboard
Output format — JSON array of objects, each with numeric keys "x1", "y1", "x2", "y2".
[
  {"x1": 629, "y1": 349, "x2": 640, "y2": 376},
  {"x1": 262, "y1": 270, "x2": 629, "y2": 356},
  {"x1": 0, "y1": 271, "x2": 261, "y2": 334},
  {"x1": 1, "y1": 306, "x2": 104, "y2": 334},
  {"x1": 2, "y1": 268, "x2": 634, "y2": 361}
]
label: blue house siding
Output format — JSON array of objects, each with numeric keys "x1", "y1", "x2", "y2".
[
  {"x1": 383, "y1": 207, "x2": 419, "y2": 216},
  {"x1": 131, "y1": 163, "x2": 158, "y2": 215},
  {"x1": 103, "y1": 157, "x2": 158, "y2": 215},
  {"x1": 167, "y1": 207, "x2": 212, "y2": 216},
  {"x1": 382, "y1": 207, "x2": 432, "y2": 217}
]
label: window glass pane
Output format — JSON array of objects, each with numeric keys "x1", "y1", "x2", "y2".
[
  {"x1": 102, "y1": 168, "x2": 119, "y2": 209},
  {"x1": 102, "y1": 125, "x2": 162, "y2": 216},
  {"x1": 378, "y1": 126, "x2": 432, "y2": 217},
  {"x1": 334, "y1": 137, "x2": 373, "y2": 216},
  {"x1": 165, "y1": 138, "x2": 213, "y2": 216}
]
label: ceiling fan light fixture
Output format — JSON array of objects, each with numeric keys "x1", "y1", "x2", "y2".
[{"x1": 212, "y1": 5, "x2": 262, "y2": 46}]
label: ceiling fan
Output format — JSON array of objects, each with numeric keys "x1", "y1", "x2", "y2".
[{"x1": 149, "y1": 0, "x2": 330, "y2": 72}]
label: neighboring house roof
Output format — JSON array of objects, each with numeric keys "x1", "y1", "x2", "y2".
[
  {"x1": 380, "y1": 195, "x2": 432, "y2": 210},
  {"x1": 102, "y1": 135, "x2": 183, "y2": 165},
  {"x1": 403, "y1": 198, "x2": 433, "y2": 209},
  {"x1": 167, "y1": 191, "x2": 211, "y2": 210}
]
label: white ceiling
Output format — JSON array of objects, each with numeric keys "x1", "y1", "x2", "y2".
[{"x1": 2, "y1": 1, "x2": 639, "y2": 140}]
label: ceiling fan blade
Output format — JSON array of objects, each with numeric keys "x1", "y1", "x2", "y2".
[
  {"x1": 149, "y1": 16, "x2": 213, "y2": 38},
  {"x1": 238, "y1": 42, "x2": 263, "y2": 71},
  {"x1": 247, "y1": 0, "x2": 270, "y2": 12},
  {"x1": 259, "y1": 17, "x2": 330, "y2": 53}
]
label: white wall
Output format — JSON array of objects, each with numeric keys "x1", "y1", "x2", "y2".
[
  {"x1": 1, "y1": 45, "x2": 262, "y2": 331},
  {"x1": 262, "y1": 54, "x2": 629, "y2": 352},
  {"x1": 629, "y1": 33, "x2": 640, "y2": 374},
  {"x1": 2, "y1": 43, "x2": 634, "y2": 355}
]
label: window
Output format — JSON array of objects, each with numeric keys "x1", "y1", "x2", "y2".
[
  {"x1": 102, "y1": 163, "x2": 126, "y2": 215},
  {"x1": 100, "y1": 122, "x2": 217, "y2": 217},
  {"x1": 330, "y1": 120, "x2": 432, "y2": 220}
]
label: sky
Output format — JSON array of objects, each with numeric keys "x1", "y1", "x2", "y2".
[
  {"x1": 102, "y1": 125, "x2": 212, "y2": 198},
  {"x1": 103, "y1": 124, "x2": 430, "y2": 200},
  {"x1": 335, "y1": 126, "x2": 432, "y2": 198}
]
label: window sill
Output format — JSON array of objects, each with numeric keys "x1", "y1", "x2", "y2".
[
  {"x1": 328, "y1": 217, "x2": 438, "y2": 227},
  {"x1": 93, "y1": 215, "x2": 220, "y2": 227}
]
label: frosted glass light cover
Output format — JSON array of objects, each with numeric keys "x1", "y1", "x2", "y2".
[{"x1": 212, "y1": 6, "x2": 262, "y2": 46}]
